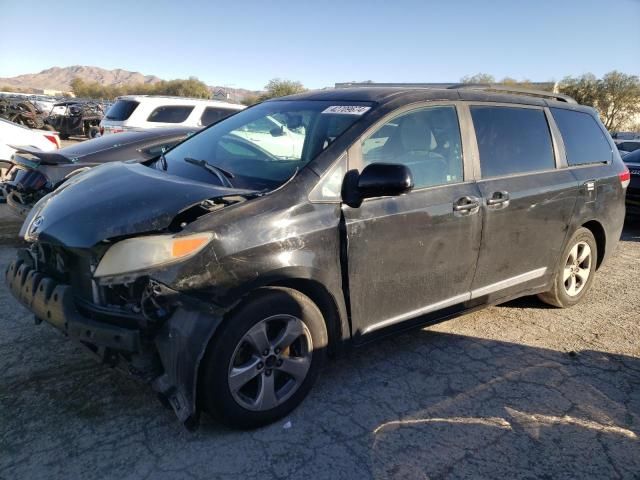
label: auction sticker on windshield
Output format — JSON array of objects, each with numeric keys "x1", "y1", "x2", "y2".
[{"x1": 322, "y1": 106, "x2": 371, "y2": 115}]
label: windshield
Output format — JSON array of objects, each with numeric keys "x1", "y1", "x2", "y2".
[{"x1": 159, "y1": 100, "x2": 373, "y2": 191}]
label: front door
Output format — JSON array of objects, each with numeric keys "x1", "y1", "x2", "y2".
[{"x1": 343, "y1": 104, "x2": 483, "y2": 337}]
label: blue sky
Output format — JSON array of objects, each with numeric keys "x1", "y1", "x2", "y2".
[{"x1": 1, "y1": 0, "x2": 638, "y2": 90}]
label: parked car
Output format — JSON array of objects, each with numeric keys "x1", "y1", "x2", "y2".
[
  {"x1": 0, "y1": 126, "x2": 197, "y2": 218},
  {"x1": 622, "y1": 148, "x2": 640, "y2": 216},
  {"x1": 231, "y1": 114, "x2": 305, "y2": 159},
  {"x1": 615, "y1": 139, "x2": 640, "y2": 154},
  {"x1": 611, "y1": 131, "x2": 640, "y2": 140},
  {"x1": 0, "y1": 117, "x2": 60, "y2": 181},
  {"x1": 6, "y1": 86, "x2": 628, "y2": 430},
  {"x1": 100, "y1": 95, "x2": 245, "y2": 135}
]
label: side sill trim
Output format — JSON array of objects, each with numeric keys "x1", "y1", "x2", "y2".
[
  {"x1": 362, "y1": 267, "x2": 547, "y2": 334},
  {"x1": 470, "y1": 267, "x2": 547, "y2": 299},
  {"x1": 362, "y1": 293, "x2": 471, "y2": 334}
]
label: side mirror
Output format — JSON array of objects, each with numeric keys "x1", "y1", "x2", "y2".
[
  {"x1": 342, "y1": 163, "x2": 414, "y2": 208},
  {"x1": 358, "y1": 163, "x2": 414, "y2": 199},
  {"x1": 270, "y1": 126, "x2": 285, "y2": 137}
]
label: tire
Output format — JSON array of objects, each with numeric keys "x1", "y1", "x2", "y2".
[
  {"x1": 88, "y1": 126, "x2": 100, "y2": 139},
  {"x1": 200, "y1": 287, "x2": 328, "y2": 429},
  {"x1": 17, "y1": 101, "x2": 36, "y2": 115},
  {"x1": 538, "y1": 227, "x2": 598, "y2": 308}
]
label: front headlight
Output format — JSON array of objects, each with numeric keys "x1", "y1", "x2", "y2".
[{"x1": 94, "y1": 232, "x2": 213, "y2": 279}]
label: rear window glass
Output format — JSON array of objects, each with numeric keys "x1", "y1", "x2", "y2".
[
  {"x1": 105, "y1": 100, "x2": 139, "y2": 121},
  {"x1": 471, "y1": 106, "x2": 555, "y2": 178},
  {"x1": 551, "y1": 108, "x2": 612, "y2": 165},
  {"x1": 147, "y1": 106, "x2": 194, "y2": 123},
  {"x1": 617, "y1": 141, "x2": 640, "y2": 153},
  {"x1": 200, "y1": 107, "x2": 236, "y2": 126}
]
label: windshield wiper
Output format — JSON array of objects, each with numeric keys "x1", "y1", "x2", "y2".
[
  {"x1": 158, "y1": 152, "x2": 168, "y2": 170},
  {"x1": 184, "y1": 157, "x2": 235, "y2": 187}
]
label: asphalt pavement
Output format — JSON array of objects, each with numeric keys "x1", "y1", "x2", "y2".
[{"x1": 0, "y1": 214, "x2": 638, "y2": 479}]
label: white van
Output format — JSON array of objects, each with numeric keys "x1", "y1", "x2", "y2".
[{"x1": 100, "y1": 96, "x2": 245, "y2": 135}]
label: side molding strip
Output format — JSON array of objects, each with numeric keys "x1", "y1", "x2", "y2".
[
  {"x1": 470, "y1": 267, "x2": 547, "y2": 299},
  {"x1": 362, "y1": 293, "x2": 471, "y2": 334},
  {"x1": 362, "y1": 267, "x2": 548, "y2": 334}
]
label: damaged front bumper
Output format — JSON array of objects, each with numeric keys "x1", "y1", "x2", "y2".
[
  {"x1": 3, "y1": 189, "x2": 34, "y2": 220},
  {"x1": 5, "y1": 257, "x2": 229, "y2": 428}
]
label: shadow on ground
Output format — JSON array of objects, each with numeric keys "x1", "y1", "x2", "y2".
[{"x1": 1, "y1": 323, "x2": 638, "y2": 479}]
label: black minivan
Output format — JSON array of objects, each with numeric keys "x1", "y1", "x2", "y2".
[{"x1": 6, "y1": 86, "x2": 629, "y2": 429}]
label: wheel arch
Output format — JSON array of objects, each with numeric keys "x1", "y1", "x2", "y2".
[
  {"x1": 265, "y1": 278, "x2": 347, "y2": 355},
  {"x1": 581, "y1": 220, "x2": 606, "y2": 269}
]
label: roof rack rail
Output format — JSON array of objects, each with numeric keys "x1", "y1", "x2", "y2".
[{"x1": 447, "y1": 84, "x2": 577, "y2": 104}]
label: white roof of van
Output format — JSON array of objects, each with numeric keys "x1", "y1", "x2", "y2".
[{"x1": 116, "y1": 95, "x2": 245, "y2": 109}]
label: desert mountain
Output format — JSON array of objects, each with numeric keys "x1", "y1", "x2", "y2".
[
  {"x1": 0, "y1": 66, "x2": 162, "y2": 92},
  {"x1": 0, "y1": 66, "x2": 261, "y2": 102}
]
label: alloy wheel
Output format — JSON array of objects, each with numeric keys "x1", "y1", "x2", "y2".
[
  {"x1": 563, "y1": 241, "x2": 592, "y2": 297},
  {"x1": 228, "y1": 314, "x2": 313, "y2": 411}
]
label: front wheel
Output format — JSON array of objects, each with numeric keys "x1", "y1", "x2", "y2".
[
  {"x1": 538, "y1": 227, "x2": 597, "y2": 308},
  {"x1": 200, "y1": 287, "x2": 328, "y2": 429}
]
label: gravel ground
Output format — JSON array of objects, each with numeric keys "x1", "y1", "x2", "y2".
[{"x1": 0, "y1": 215, "x2": 638, "y2": 480}]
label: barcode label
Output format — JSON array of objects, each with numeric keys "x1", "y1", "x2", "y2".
[{"x1": 322, "y1": 106, "x2": 371, "y2": 115}]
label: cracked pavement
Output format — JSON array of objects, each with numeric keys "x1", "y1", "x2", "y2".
[{"x1": 0, "y1": 218, "x2": 638, "y2": 479}]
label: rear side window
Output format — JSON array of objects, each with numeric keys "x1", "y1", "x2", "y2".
[
  {"x1": 105, "y1": 100, "x2": 139, "y2": 121},
  {"x1": 471, "y1": 106, "x2": 555, "y2": 178},
  {"x1": 200, "y1": 107, "x2": 236, "y2": 126},
  {"x1": 551, "y1": 108, "x2": 612, "y2": 165},
  {"x1": 147, "y1": 106, "x2": 194, "y2": 123}
]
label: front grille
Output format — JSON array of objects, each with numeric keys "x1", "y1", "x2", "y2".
[{"x1": 32, "y1": 243, "x2": 95, "y2": 302}]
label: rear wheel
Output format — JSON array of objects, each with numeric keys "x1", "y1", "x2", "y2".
[
  {"x1": 88, "y1": 126, "x2": 100, "y2": 139},
  {"x1": 538, "y1": 227, "x2": 597, "y2": 308},
  {"x1": 200, "y1": 287, "x2": 328, "y2": 429}
]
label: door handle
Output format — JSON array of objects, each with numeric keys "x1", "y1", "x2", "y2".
[
  {"x1": 486, "y1": 191, "x2": 510, "y2": 207},
  {"x1": 453, "y1": 196, "x2": 480, "y2": 213}
]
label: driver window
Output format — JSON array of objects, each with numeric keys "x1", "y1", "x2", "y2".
[{"x1": 362, "y1": 106, "x2": 463, "y2": 189}]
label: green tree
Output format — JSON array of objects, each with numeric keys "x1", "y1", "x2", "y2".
[
  {"x1": 241, "y1": 94, "x2": 261, "y2": 106},
  {"x1": 261, "y1": 78, "x2": 306, "y2": 100},
  {"x1": 460, "y1": 73, "x2": 495, "y2": 84},
  {"x1": 558, "y1": 71, "x2": 640, "y2": 130},
  {"x1": 70, "y1": 76, "x2": 213, "y2": 100}
]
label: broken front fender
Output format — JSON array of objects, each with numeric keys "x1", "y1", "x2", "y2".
[{"x1": 152, "y1": 305, "x2": 228, "y2": 425}]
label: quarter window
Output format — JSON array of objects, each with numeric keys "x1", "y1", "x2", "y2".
[
  {"x1": 201, "y1": 107, "x2": 236, "y2": 126},
  {"x1": 471, "y1": 106, "x2": 555, "y2": 178},
  {"x1": 551, "y1": 108, "x2": 612, "y2": 165},
  {"x1": 362, "y1": 106, "x2": 463, "y2": 189},
  {"x1": 147, "y1": 106, "x2": 194, "y2": 123}
]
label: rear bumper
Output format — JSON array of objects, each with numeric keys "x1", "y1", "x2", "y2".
[{"x1": 5, "y1": 259, "x2": 140, "y2": 351}]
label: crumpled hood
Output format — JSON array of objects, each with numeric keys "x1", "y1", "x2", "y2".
[{"x1": 20, "y1": 161, "x2": 254, "y2": 248}]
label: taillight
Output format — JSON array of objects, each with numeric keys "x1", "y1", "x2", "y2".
[
  {"x1": 619, "y1": 167, "x2": 630, "y2": 189},
  {"x1": 100, "y1": 127, "x2": 104, "y2": 136},
  {"x1": 44, "y1": 134, "x2": 60, "y2": 149},
  {"x1": 15, "y1": 169, "x2": 48, "y2": 192}
]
